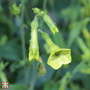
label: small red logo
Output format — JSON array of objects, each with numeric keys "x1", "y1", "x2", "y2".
[{"x1": 1, "y1": 82, "x2": 9, "y2": 89}]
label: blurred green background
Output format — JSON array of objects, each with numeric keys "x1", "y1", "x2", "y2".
[{"x1": 0, "y1": 0, "x2": 90, "y2": 90}]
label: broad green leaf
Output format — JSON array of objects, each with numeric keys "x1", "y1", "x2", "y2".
[
  {"x1": 10, "y1": 60, "x2": 25, "y2": 72},
  {"x1": 0, "y1": 45, "x2": 19, "y2": 61},
  {"x1": 69, "y1": 6, "x2": 80, "y2": 22},
  {"x1": 81, "y1": 53, "x2": 90, "y2": 61},
  {"x1": 52, "y1": 31, "x2": 65, "y2": 48},
  {"x1": 44, "y1": 81, "x2": 52, "y2": 90},
  {"x1": 59, "y1": 72, "x2": 71, "y2": 90},
  {"x1": 62, "y1": 6, "x2": 80, "y2": 22},
  {"x1": 0, "y1": 61, "x2": 9, "y2": 71},
  {"x1": 82, "y1": 28, "x2": 90, "y2": 48},
  {"x1": 44, "y1": 80, "x2": 59, "y2": 90},
  {"x1": 77, "y1": 37, "x2": 89, "y2": 54},
  {"x1": 0, "y1": 72, "x2": 7, "y2": 82},
  {"x1": 70, "y1": 83, "x2": 83, "y2": 90},
  {"x1": 73, "y1": 61, "x2": 90, "y2": 74},
  {"x1": 0, "y1": 35, "x2": 7, "y2": 46},
  {"x1": 67, "y1": 22, "x2": 82, "y2": 48}
]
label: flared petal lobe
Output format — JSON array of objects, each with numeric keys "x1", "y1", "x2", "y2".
[{"x1": 47, "y1": 49, "x2": 71, "y2": 70}]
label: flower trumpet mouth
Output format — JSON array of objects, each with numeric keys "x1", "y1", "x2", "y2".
[{"x1": 47, "y1": 49, "x2": 71, "y2": 70}]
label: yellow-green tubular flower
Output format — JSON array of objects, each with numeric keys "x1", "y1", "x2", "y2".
[
  {"x1": 10, "y1": 3, "x2": 20, "y2": 15},
  {"x1": 29, "y1": 17, "x2": 39, "y2": 61},
  {"x1": 40, "y1": 31, "x2": 71, "y2": 70},
  {"x1": 43, "y1": 13, "x2": 59, "y2": 35}
]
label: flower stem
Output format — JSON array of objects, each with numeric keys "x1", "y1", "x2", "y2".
[
  {"x1": 16, "y1": 0, "x2": 27, "y2": 87},
  {"x1": 43, "y1": 0, "x2": 47, "y2": 10},
  {"x1": 20, "y1": 0, "x2": 27, "y2": 88},
  {"x1": 30, "y1": 61, "x2": 36, "y2": 90},
  {"x1": 40, "y1": 0, "x2": 47, "y2": 29},
  {"x1": 16, "y1": 15, "x2": 21, "y2": 26},
  {"x1": 21, "y1": 0, "x2": 26, "y2": 59}
]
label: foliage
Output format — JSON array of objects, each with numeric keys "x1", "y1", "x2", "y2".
[{"x1": 0, "y1": 0, "x2": 90, "y2": 90}]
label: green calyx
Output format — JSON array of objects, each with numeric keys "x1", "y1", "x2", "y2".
[
  {"x1": 10, "y1": 3, "x2": 20, "y2": 15},
  {"x1": 29, "y1": 17, "x2": 39, "y2": 61}
]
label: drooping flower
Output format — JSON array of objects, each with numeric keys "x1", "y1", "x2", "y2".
[
  {"x1": 43, "y1": 13, "x2": 59, "y2": 35},
  {"x1": 40, "y1": 31, "x2": 71, "y2": 70},
  {"x1": 32, "y1": 8, "x2": 59, "y2": 35},
  {"x1": 29, "y1": 16, "x2": 39, "y2": 61}
]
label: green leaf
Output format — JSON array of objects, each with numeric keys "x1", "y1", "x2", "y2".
[
  {"x1": 44, "y1": 80, "x2": 59, "y2": 90},
  {"x1": 0, "y1": 72, "x2": 7, "y2": 82},
  {"x1": 44, "y1": 81, "x2": 52, "y2": 90},
  {"x1": 0, "y1": 35, "x2": 7, "y2": 46},
  {"x1": 0, "y1": 61, "x2": 9, "y2": 71},
  {"x1": 67, "y1": 21, "x2": 82, "y2": 47},
  {"x1": 52, "y1": 31, "x2": 65, "y2": 48},
  {"x1": 0, "y1": 45, "x2": 19, "y2": 61},
  {"x1": 10, "y1": 60, "x2": 25, "y2": 72},
  {"x1": 77, "y1": 37, "x2": 89, "y2": 54},
  {"x1": 59, "y1": 72, "x2": 71, "y2": 90},
  {"x1": 70, "y1": 83, "x2": 83, "y2": 90},
  {"x1": 73, "y1": 61, "x2": 90, "y2": 74},
  {"x1": 0, "y1": 84, "x2": 26, "y2": 90}
]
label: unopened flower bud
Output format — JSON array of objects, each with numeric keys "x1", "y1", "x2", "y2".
[
  {"x1": 10, "y1": 3, "x2": 20, "y2": 15},
  {"x1": 43, "y1": 13, "x2": 59, "y2": 35},
  {"x1": 32, "y1": 8, "x2": 40, "y2": 14},
  {"x1": 38, "y1": 57, "x2": 46, "y2": 76}
]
